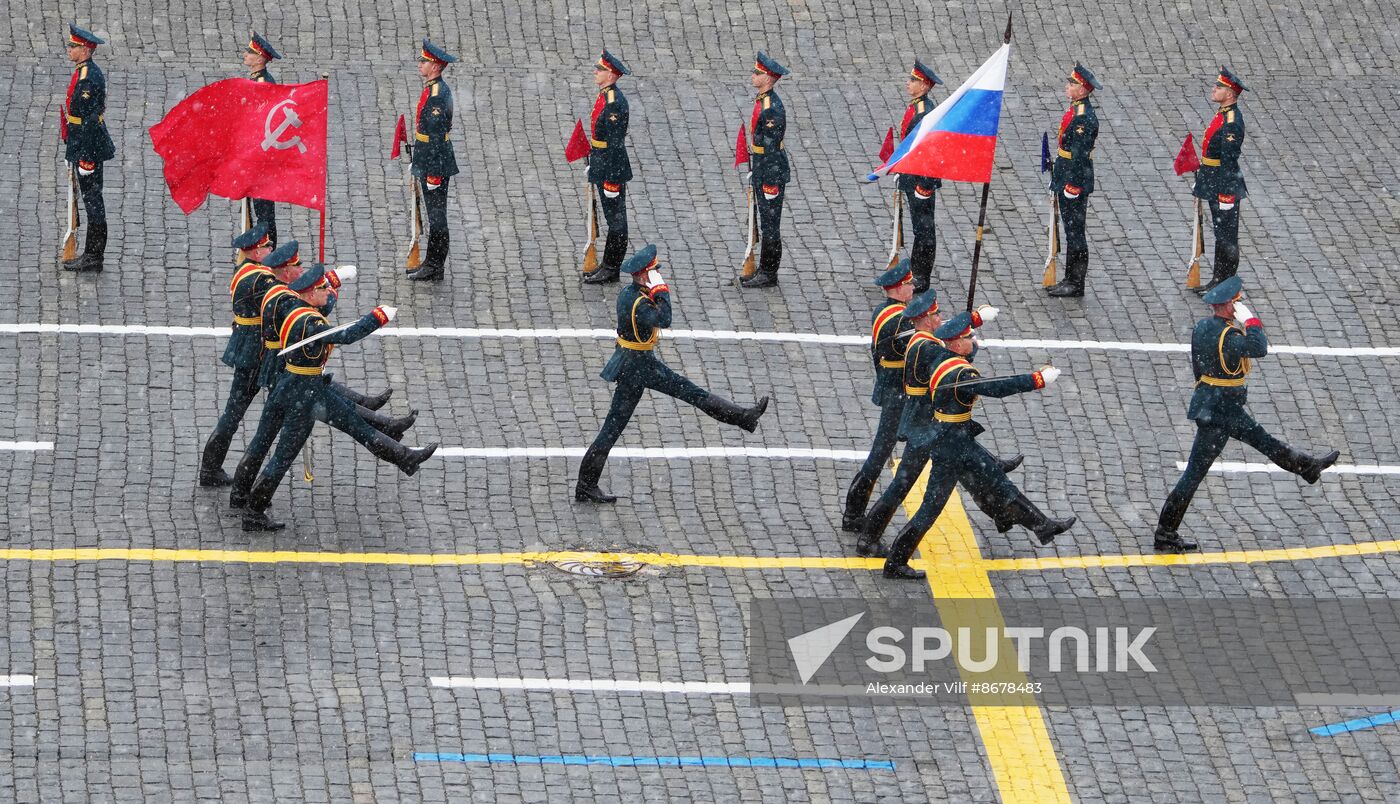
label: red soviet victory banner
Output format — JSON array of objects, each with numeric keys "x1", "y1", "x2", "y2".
[{"x1": 149, "y1": 78, "x2": 329, "y2": 213}]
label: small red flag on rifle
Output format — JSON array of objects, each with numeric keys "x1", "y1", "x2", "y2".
[
  {"x1": 734, "y1": 124, "x2": 749, "y2": 168},
  {"x1": 390, "y1": 114, "x2": 406, "y2": 160},
  {"x1": 1174, "y1": 132, "x2": 1201, "y2": 175},
  {"x1": 565, "y1": 120, "x2": 590, "y2": 163},
  {"x1": 878, "y1": 126, "x2": 895, "y2": 162}
]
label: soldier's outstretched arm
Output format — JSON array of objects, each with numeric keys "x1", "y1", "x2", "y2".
[
  {"x1": 322, "y1": 306, "x2": 395, "y2": 345},
  {"x1": 958, "y1": 365, "x2": 1056, "y2": 400}
]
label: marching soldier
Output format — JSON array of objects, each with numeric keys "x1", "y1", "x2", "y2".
[
  {"x1": 884, "y1": 312, "x2": 1075, "y2": 580},
  {"x1": 237, "y1": 265, "x2": 438, "y2": 531},
  {"x1": 200, "y1": 222, "x2": 277, "y2": 486},
  {"x1": 739, "y1": 52, "x2": 790, "y2": 289},
  {"x1": 60, "y1": 23, "x2": 116, "y2": 273},
  {"x1": 892, "y1": 60, "x2": 942, "y2": 294},
  {"x1": 242, "y1": 31, "x2": 281, "y2": 245},
  {"x1": 575, "y1": 245, "x2": 771, "y2": 502},
  {"x1": 854, "y1": 293, "x2": 1023, "y2": 557},
  {"x1": 580, "y1": 49, "x2": 632, "y2": 285},
  {"x1": 1192, "y1": 66, "x2": 1247, "y2": 295},
  {"x1": 406, "y1": 39, "x2": 459, "y2": 282},
  {"x1": 1046, "y1": 63, "x2": 1100, "y2": 298},
  {"x1": 1153, "y1": 277, "x2": 1339, "y2": 552},
  {"x1": 842, "y1": 261, "x2": 916, "y2": 533}
]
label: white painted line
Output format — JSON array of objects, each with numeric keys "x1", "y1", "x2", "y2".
[
  {"x1": 0, "y1": 675, "x2": 34, "y2": 687},
  {"x1": 439, "y1": 447, "x2": 868, "y2": 461},
  {"x1": 1178, "y1": 461, "x2": 1400, "y2": 476},
  {"x1": 430, "y1": 676, "x2": 752, "y2": 695},
  {"x1": 0, "y1": 441, "x2": 53, "y2": 452},
  {"x1": 2, "y1": 323, "x2": 1397, "y2": 358}
]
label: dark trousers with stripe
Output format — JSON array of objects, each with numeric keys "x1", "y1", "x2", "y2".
[
  {"x1": 885, "y1": 436, "x2": 1020, "y2": 567},
  {"x1": 903, "y1": 187, "x2": 937, "y2": 292},
  {"x1": 201, "y1": 365, "x2": 261, "y2": 473},
  {"x1": 1058, "y1": 191, "x2": 1089, "y2": 288},
  {"x1": 844, "y1": 398, "x2": 906, "y2": 526},
  {"x1": 419, "y1": 176, "x2": 451, "y2": 268},
  {"x1": 752, "y1": 177, "x2": 785, "y2": 275},
  {"x1": 860, "y1": 432, "x2": 1014, "y2": 545},
  {"x1": 1157, "y1": 414, "x2": 1300, "y2": 533},
  {"x1": 595, "y1": 182, "x2": 628, "y2": 271},
  {"x1": 1208, "y1": 199, "x2": 1240, "y2": 284},
  {"x1": 251, "y1": 198, "x2": 277, "y2": 246},
  {"x1": 577, "y1": 365, "x2": 712, "y2": 489}
]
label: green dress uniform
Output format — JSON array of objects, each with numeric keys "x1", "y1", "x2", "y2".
[
  {"x1": 245, "y1": 31, "x2": 281, "y2": 245},
  {"x1": 581, "y1": 50, "x2": 632, "y2": 284},
  {"x1": 61, "y1": 24, "x2": 116, "y2": 273},
  {"x1": 893, "y1": 59, "x2": 942, "y2": 294},
  {"x1": 740, "y1": 52, "x2": 790, "y2": 289},
  {"x1": 854, "y1": 298, "x2": 1023, "y2": 558},
  {"x1": 575, "y1": 245, "x2": 770, "y2": 502},
  {"x1": 884, "y1": 313, "x2": 1075, "y2": 579},
  {"x1": 842, "y1": 263, "x2": 916, "y2": 532},
  {"x1": 1047, "y1": 63, "x2": 1100, "y2": 298},
  {"x1": 1192, "y1": 67, "x2": 1248, "y2": 293},
  {"x1": 199, "y1": 223, "x2": 278, "y2": 485},
  {"x1": 1154, "y1": 277, "x2": 1338, "y2": 551},
  {"x1": 407, "y1": 40, "x2": 460, "y2": 281}
]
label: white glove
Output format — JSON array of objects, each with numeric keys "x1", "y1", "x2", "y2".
[
  {"x1": 646, "y1": 269, "x2": 666, "y2": 289},
  {"x1": 377, "y1": 305, "x2": 398, "y2": 322},
  {"x1": 333, "y1": 265, "x2": 357, "y2": 282},
  {"x1": 976, "y1": 305, "x2": 1000, "y2": 325},
  {"x1": 1232, "y1": 301, "x2": 1254, "y2": 325},
  {"x1": 1039, "y1": 365, "x2": 1061, "y2": 385},
  {"x1": 1062, "y1": 187, "x2": 1080, "y2": 199},
  {"x1": 77, "y1": 161, "x2": 95, "y2": 176}
]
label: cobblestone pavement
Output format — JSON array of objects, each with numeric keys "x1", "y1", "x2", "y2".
[{"x1": 2, "y1": 0, "x2": 1400, "y2": 800}]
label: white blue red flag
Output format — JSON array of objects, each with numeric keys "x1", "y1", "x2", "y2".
[{"x1": 867, "y1": 44, "x2": 1010, "y2": 184}]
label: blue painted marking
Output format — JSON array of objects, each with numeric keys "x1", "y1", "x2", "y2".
[
  {"x1": 413, "y1": 752, "x2": 894, "y2": 770},
  {"x1": 1311, "y1": 709, "x2": 1400, "y2": 736}
]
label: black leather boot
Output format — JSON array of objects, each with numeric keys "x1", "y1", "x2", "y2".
[
  {"x1": 241, "y1": 478, "x2": 285, "y2": 532},
  {"x1": 1153, "y1": 526, "x2": 1198, "y2": 553},
  {"x1": 1298, "y1": 449, "x2": 1340, "y2": 485},
  {"x1": 329, "y1": 380, "x2": 392, "y2": 411},
  {"x1": 582, "y1": 266, "x2": 620, "y2": 285},
  {"x1": 697, "y1": 394, "x2": 769, "y2": 433},
  {"x1": 741, "y1": 243, "x2": 781, "y2": 288},
  {"x1": 1006, "y1": 492, "x2": 1074, "y2": 546},
  {"x1": 574, "y1": 447, "x2": 617, "y2": 503},
  {"x1": 882, "y1": 521, "x2": 926, "y2": 579},
  {"x1": 358, "y1": 406, "x2": 418, "y2": 440},
  {"x1": 363, "y1": 430, "x2": 438, "y2": 476},
  {"x1": 842, "y1": 475, "x2": 876, "y2": 533},
  {"x1": 999, "y1": 454, "x2": 1024, "y2": 474},
  {"x1": 66, "y1": 222, "x2": 107, "y2": 272},
  {"x1": 408, "y1": 230, "x2": 447, "y2": 281}
]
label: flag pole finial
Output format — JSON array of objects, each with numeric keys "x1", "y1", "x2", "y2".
[{"x1": 1003, "y1": 11, "x2": 1013, "y2": 43}]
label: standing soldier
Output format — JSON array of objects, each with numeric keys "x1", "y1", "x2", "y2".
[
  {"x1": 739, "y1": 52, "x2": 790, "y2": 289},
  {"x1": 883, "y1": 312, "x2": 1074, "y2": 580},
  {"x1": 892, "y1": 60, "x2": 942, "y2": 294},
  {"x1": 407, "y1": 40, "x2": 459, "y2": 282},
  {"x1": 581, "y1": 49, "x2": 632, "y2": 285},
  {"x1": 60, "y1": 23, "x2": 116, "y2": 273},
  {"x1": 238, "y1": 267, "x2": 437, "y2": 531},
  {"x1": 575, "y1": 245, "x2": 771, "y2": 502},
  {"x1": 1046, "y1": 63, "x2": 1100, "y2": 298},
  {"x1": 842, "y1": 261, "x2": 916, "y2": 533},
  {"x1": 242, "y1": 31, "x2": 281, "y2": 245},
  {"x1": 200, "y1": 222, "x2": 277, "y2": 486},
  {"x1": 1152, "y1": 277, "x2": 1339, "y2": 552},
  {"x1": 1192, "y1": 67, "x2": 1247, "y2": 295}
]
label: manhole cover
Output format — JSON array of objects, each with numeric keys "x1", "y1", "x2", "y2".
[{"x1": 549, "y1": 559, "x2": 646, "y2": 578}]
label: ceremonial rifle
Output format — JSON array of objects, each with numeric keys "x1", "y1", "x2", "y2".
[{"x1": 60, "y1": 164, "x2": 79, "y2": 262}]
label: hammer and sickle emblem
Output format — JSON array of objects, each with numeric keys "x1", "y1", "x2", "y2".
[{"x1": 262, "y1": 99, "x2": 307, "y2": 153}]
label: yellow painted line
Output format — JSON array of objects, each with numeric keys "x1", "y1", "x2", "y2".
[
  {"x1": 896, "y1": 464, "x2": 1072, "y2": 804},
  {"x1": 985, "y1": 538, "x2": 1400, "y2": 573},
  {"x1": 0, "y1": 547, "x2": 884, "y2": 571}
]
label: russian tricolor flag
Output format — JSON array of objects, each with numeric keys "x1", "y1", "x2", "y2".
[{"x1": 868, "y1": 44, "x2": 1010, "y2": 185}]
